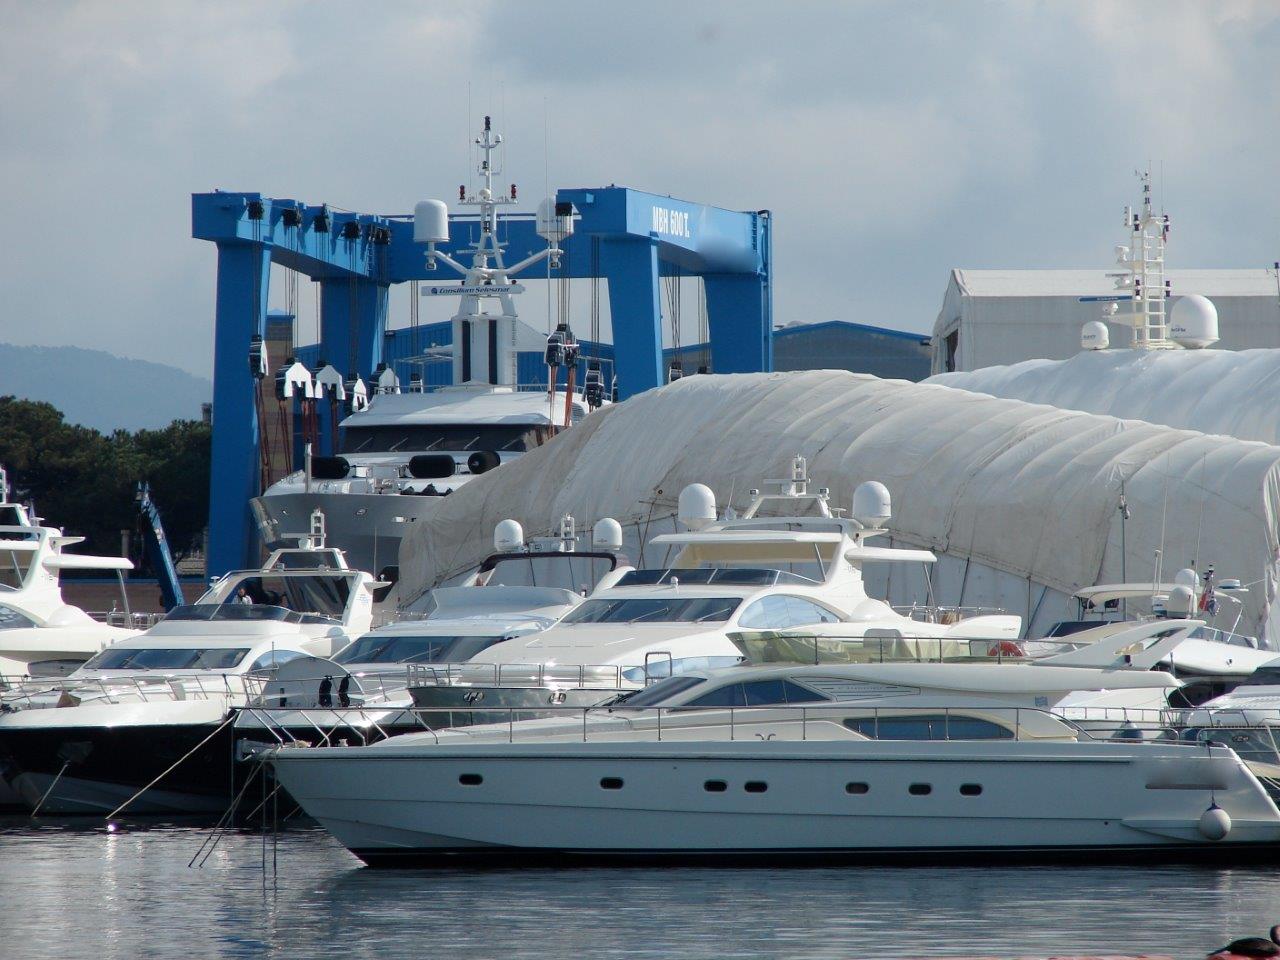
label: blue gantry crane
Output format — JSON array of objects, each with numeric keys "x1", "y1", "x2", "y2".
[
  {"x1": 135, "y1": 482, "x2": 185, "y2": 611},
  {"x1": 192, "y1": 178, "x2": 773, "y2": 576}
]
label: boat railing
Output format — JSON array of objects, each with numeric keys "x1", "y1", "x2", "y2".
[
  {"x1": 732, "y1": 632, "x2": 1067, "y2": 666},
  {"x1": 87, "y1": 610, "x2": 165, "y2": 629},
  {"x1": 890, "y1": 604, "x2": 1010, "y2": 624},
  {"x1": 245, "y1": 668, "x2": 410, "y2": 709},
  {"x1": 406, "y1": 662, "x2": 626, "y2": 690},
  {"x1": 260, "y1": 703, "x2": 1280, "y2": 759},
  {"x1": 0, "y1": 672, "x2": 266, "y2": 710}
]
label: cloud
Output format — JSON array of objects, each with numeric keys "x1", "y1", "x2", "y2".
[{"x1": 0, "y1": 1, "x2": 1276, "y2": 377}]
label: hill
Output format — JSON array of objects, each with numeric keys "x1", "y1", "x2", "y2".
[{"x1": 0, "y1": 343, "x2": 211, "y2": 432}]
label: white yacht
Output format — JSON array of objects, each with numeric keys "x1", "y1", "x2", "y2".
[
  {"x1": 1036, "y1": 573, "x2": 1274, "y2": 687},
  {"x1": 0, "y1": 467, "x2": 140, "y2": 681},
  {"x1": 252, "y1": 116, "x2": 604, "y2": 575},
  {"x1": 408, "y1": 459, "x2": 1022, "y2": 719},
  {"x1": 0, "y1": 532, "x2": 378, "y2": 815},
  {"x1": 268, "y1": 634, "x2": 1280, "y2": 866},
  {"x1": 233, "y1": 529, "x2": 624, "y2": 752}
]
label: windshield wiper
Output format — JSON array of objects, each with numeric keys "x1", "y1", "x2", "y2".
[
  {"x1": 461, "y1": 435, "x2": 482, "y2": 450},
  {"x1": 628, "y1": 608, "x2": 675, "y2": 623}
]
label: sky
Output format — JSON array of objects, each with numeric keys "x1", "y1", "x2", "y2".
[{"x1": 1, "y1": 0, "x2": 1278, "y2": 378}]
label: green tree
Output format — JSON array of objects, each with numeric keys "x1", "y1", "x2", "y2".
[{"x1": 0, "y1": 396, "x2": 210, "y2": 568}]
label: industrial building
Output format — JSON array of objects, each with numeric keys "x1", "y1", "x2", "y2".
[{"x1": 931, "y1": 268, "x2": 1280, "y2": 374}]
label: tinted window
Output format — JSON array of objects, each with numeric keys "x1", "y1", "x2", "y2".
[
  {"x1": 342, "y1": 423, "x2": 539, "y2": 454},
  {"x1": 560, "y1": 597, "x2": 740, "y2": 624},
  {"x1": 82, "y1": 647, "x2": 252, "y2": 670},
  {"x1": 0, "y1": 604, "x2": 36, "y2": 630},
  {"x1": 1241, "y1": 666, "x2": 1280, "y2": 687},
  {"x1": 612, "y1": 674, "x2": 706, "y2": 707},
  {"x1": 843, "y1": 715, "x2": 1014, "y2": 741},
  {"x1": 689, "y1": 683, "x2": 747, "y2": 707},
  {"x1": 738, "y1": 595, "x2": 841, "y2": 629},
  {"x1": 689, "y1": 678, "x2": 832, "y2": 708},
  {"x1": 334, "y1": 634, "x2": 507, "y2": 665}
]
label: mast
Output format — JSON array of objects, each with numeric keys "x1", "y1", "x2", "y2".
[{"x1": 1109, "y1": 169, "x2": 1173, "y2": 349}]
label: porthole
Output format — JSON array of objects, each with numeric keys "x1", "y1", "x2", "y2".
[
  {"x1": 704, "y1": 779, "x2": 728, "y2": 793},
  {"x1": 908, "y1": 783, "x2": 932, "y2": 796},
  {"x1": 600, "y1": 777, "x2": 624, "y2": 790},
  {"x1": 960, "y1": 783, "x2": 983, "y2": 796},
  {"x1": 744, "y1": 781, "x2": 768, "y2": 793},
  {"x1": 458, "y1": 773, "x2": 483, "y2": 786},
  {"x1": 845, "y1": 782, "x2": 869, "y2": 795}
]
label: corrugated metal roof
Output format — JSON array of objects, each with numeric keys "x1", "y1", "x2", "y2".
[{"x1": 954, "y1": 268, "x2": 1278, "y2": 298}]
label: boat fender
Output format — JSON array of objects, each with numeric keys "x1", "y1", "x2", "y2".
[
  {"x1": 1208, "y1": 938, "x2": 1280, "y2": 959},
  {"x1": 408, "y1": 454, "x2": 455, "y2": 479},
  {"x1": 310, "y1": 456, "x2": 350, "y2": 480},
  {"x1": 467, "y1": 450, "x2": 501, "y2": 475},
  {"x1": 986, "y1": 640, "x2": 1025, "y2": 658},
  {"x1": 1199, "y1": 803, "x2": 1232, "y2": 841}
]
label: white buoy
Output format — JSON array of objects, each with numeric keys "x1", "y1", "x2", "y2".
[
  {"x1": 592, "y1": 517, "x2": 623, "y2": 552},
  {"x1": 852, "y1": 481, "x2": 892, "y2": 529},
  {"x1": 1198, "y1": 803, "x2": 1232, "y2": 841},
  {"x1": 493, "y1": 519, "x2": 524, "y2": 553},
  {"x1": 678, "y1": 483, "x2": 717, "y2": 531}
]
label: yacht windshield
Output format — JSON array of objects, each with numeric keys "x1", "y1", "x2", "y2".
[
  {"x1": 341, "y1": 424, "x2": 546, "y2": 455},
  {"x1": 334, "y1": 634, "x2": 508, "y2": 665},
  {"x1": 0, "y1": 544, "x2": 35, "y2": 591},
  {"x1": 164, "y1": 604, "x2": 296, "y2": 623},
  {"x1": 616, "y1": 569, "x2": 816, "y2": 586},
  {"x1": 560, "y1": 597, "x2": 741, "y2": 624},
  {"x1": 218, "y1": 575, "x2": 350, "y2": 620},
  {"x1": 82, "y1": 647, "x2": 251, "y2": 670},
  {"x1": 0, "y1": 604, "x2": 36, "y2": 629},
  {"x1": 1240, "y1": 665, "x2": 1280, "y2": 687}
]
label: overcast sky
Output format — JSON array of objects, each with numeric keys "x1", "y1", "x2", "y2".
[{"x1": 2, "y1": 1, "x2": 1278, "y2": 377}]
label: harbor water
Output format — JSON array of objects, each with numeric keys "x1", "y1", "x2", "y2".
[{"x1": 2, "y1": 817, "x2": 1277, "y2": 959}]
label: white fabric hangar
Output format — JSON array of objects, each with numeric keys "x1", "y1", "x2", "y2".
[
  {"x1": 931, "y1": 269, "x2": 1280, "y2": 374},
  {"x1": 398, "y1": 371, "x2": 1280, "y2": 644},
  {"x1": 928, "y1": 347, "x2": 1280, "y2": 446}
]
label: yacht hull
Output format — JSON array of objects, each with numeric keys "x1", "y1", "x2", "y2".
[
  {"x1": 269, "y1": 740, "x2": 1280, "y2": 866},
  {"x1": 252, "y1": 491, "x2": 436, "y2": 575},
  {"x1": 0, "y1": 720, "x2": 237, "y2": 815}
]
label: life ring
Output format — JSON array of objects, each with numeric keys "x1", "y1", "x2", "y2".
[{"x1": 986, "y1": 640, "x2": 1026, "y2": 658}]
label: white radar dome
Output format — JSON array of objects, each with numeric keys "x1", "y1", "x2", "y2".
[
  {"x1": 852, "y1": 481, "x2": 892, "y2": 529},
  {"x1": 1170, "y1": 294, "x2": 1219, "y2": 349},
  {"x1": 1081, "y1": 321, "x2": 1110, "y2": 351},
  {"x1": 677, "y1": 483, "x2": 717, "y2": 531},
  {"x1": 1174, "y1": 567, "x2": 1200, "y2": 591},
  {"x1": 592, "y1": 517, "x2": 623, "y2": 552},
  {"x1": 493, "y1": 518, "x2": 524, "y2": 553},
  {"x1": 413, "y1": 199, "x2": 449, "y2": 244},
  {"x1": 536, "y1": 197, "x2": 574, "y2": 242},
  {"x1": 1167, "y1": 584, "x2": 1196, "y2": 618}
]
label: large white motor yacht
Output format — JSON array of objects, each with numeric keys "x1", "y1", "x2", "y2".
[
  {"x1": 409, "y1": 459, "x2": 1021, "y2": 719},
  {"x1": 0, "y1": 529, "x2": 378, "y2": 815},
  {"x1": 233, "y1": 530, "x2": 624, "y2": 753},
  {"x1": 252, "y1": 116, "x2": 604, "y2": 574},
  {"x1": 269, "y1": 630, "x2": 1280, "y2": 866}
]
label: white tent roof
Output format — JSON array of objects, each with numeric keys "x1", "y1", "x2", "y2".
[
  {"x1": 399, "y1": 371, "x2": 1280, "y2": 640},
  {"x1": 928, "y1": 347, "x2": 1280, "y2": 445}
]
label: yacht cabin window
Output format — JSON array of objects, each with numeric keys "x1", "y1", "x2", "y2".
[
  {"x1": 83, "y1": 647, "x2": 253, "y2": 670},
  {"x1": 218, "y1": 575, "x2": 351, "y2": 620},
  {"x1": 611, "y1": 674, "x2": 707, "y2": 707},
  {"x1": 560, "y1": 596, "x2": 741, "y2": 625},
  {"x1": 334, "y1": 634, "x2": 510, "y2": 665},
  {"x1": 736, "y1": 595, "x2": 843, "y2": 630},
  {"x1": 0, "y1": 547, "x2": 35, "y2": 591},
  {"x1": 842, "y1": 715, "x2": 1014, "y2": 741},
  {"x1": 1240, "y1": 665, "x2": 1280, "y2": 687},
  {"x1": 685, "y1": 678, "x2": 831, "y2": 708},
  {"x1": 341, "y1": 423, "x2": 549, "y2": 455},
  {"x1": 616, "y1": 569, "x2": 815, "y2": 587},
  {"x1": 0, "y1": 604, "x2": 37, "y2": 629}
]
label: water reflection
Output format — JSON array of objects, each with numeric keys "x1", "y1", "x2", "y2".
[{"x1": 0, "y1": 819, "x2": 1270, "y2": 960}]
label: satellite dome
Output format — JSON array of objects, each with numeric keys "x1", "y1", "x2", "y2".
[
  {"x1": 493, "y1": 519, "x2": 524, "y2": 553},
  {"x1": 1174, "y1": 567, "x2": 1200, "y2": 591},
  {"x1": 852, "y1": 481, "x2": 892, "y2": 529},
  {"x1": 592, "y1": 517, "x2": 623, "y2": 552},
  {"x1": 1170, "y1": 295, "x2": 1219, "y2": 349},
  {"x1": 1081, "y1": 321, "x2": 1110, "y2": 351},
  {"x1": 1167, "y1": 584, "x2": 1196, "y2": 618},
  {"x1": 678, "y1": 483, "x2": 717, "y2": 531}
]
